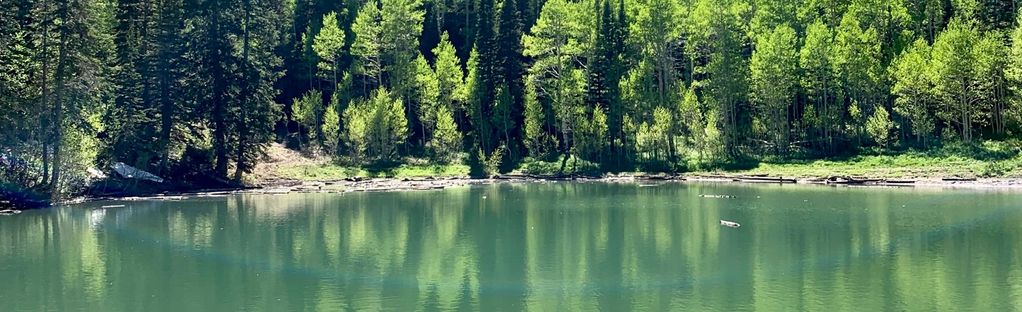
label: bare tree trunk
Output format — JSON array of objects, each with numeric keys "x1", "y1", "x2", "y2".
[{"x1": 40, "y1": 25, "x2": 52, "y2": 186}]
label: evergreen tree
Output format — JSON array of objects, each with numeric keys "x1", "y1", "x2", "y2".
[
  {"x1": 589, "y1": 0, "x2": 627, "y2": 166},
  {"x1": 470, "y1": 0, "x2": 499, "y2": 154},
  {"x1": 495, "y1": 0, "x2": 527, "y2": 160}
]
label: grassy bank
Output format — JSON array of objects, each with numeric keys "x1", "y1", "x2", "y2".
[
  {"x1": 254, "y1": 142, "x2": 1022, "y2": 183},
  {"x1": 272, "y1": 163, "x2": 471, "y2": 181},
  {"x1": 708, "y1": 141, "x2": 1022, "y2": 179},
  {"x1": 701, "y1": 153, "x2": 1022, "y2": 179}
]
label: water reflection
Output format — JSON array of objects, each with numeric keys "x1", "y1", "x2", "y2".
[{"x1": 1, "y1": 183, "x2": 1021, "y2": 311}]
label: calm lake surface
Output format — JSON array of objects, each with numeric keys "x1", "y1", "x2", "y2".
[{"x1": 2, "y1": 182, "x2": 1021, "y2": 311}]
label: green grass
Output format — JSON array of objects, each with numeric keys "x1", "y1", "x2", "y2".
[
  {"x1": 698, "y1": 151, "x2": 1022, "y2": 179},
  {"x1": 269, "y1": 141, "x2": 1022, "y2": 181},
  {"x1": 513, "y1": 156, "x2": 603, "y2": 176},
  {"x1": 275, "y1": 163, "x2": 471, "y2": 181}
]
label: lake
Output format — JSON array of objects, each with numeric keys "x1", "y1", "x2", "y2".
[{"x1": 1, "y1": 182, "x2": 1020, "y2": 311}]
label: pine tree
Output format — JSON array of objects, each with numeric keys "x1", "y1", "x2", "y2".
[
  {"x1": 588, "y1": 0, "x2": 626, "y2": 166},
  {"x1": 470, "y1": 0, "x2": 499, "y2": 154},
  {"x1": 495, "y1": 0, "x2": 527, "y2": 160}
]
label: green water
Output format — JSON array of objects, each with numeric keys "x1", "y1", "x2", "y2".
[{"x1": 1, "y1": 183, "x2": 1021, "y2": 311}]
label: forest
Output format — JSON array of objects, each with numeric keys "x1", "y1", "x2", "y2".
[{"x1": 2, "y1": 0, "x2": 1022, "y2": 198}]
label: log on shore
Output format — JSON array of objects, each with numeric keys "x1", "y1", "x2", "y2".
[
  {"x1": 942, "y1": 177, "x2": 977, "y2": 182},
  {"x1": 738, "y1": 176, "x2": 797, "y2": 183}
]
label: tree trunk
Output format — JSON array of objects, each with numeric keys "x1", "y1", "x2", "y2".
[
  {"x1": 158, "y1": 11, "x2": 175, "y2": 173},
  {"x1": 234, "y1": 0, "x2": 252, "y2": 181},
  {"x1": 50, "y1": 0, "x2": 72, "y2": 197},
  {"x1": 209, "y1": 0, "x2": 229, "y2": 177},
  {"x1": 40, "y1": 25, "x2": 52, "y2": 186}
]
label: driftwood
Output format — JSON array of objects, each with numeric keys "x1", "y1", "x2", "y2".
[
  {"x1": 881, "y1": 179, "x2": 916, "y2": 184},
  {"x1": 942, "y1": 177, "x2": 977, "y2": 182},
  {"x1": 825, "y1": 176, "x2": 879, "y2": 185},
  {"x1": 720, "y1": 220, "x2": 741, "y2": 228},
  {"x1": 738, "y1": 176, "x2": 797, "y2": 183}
]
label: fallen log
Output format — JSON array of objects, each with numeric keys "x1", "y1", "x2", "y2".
[
  {"x1": 738, "y1": 176, "x2": 797, "y2": 183},
  {"x1": 942, "y1": 177, "x2": 977, "y2": 182}
]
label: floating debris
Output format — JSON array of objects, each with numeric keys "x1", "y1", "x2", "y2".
[
  {"x1": 719, "y1": 220, "x2": 741, "y2": 228},
  {"x1": 100, "y1": 204, "x2": 126, "y2": 209},
  {"x1": 700, "y1": 194, "x2": 736, "y2": 199},
  {"x1": 0, "y1": 209, "x2": 22, "y2": 216}
]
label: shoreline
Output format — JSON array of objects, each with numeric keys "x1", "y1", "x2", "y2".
[{"x1": 52, "y1": 173, "x2": 1022, "y2": 207}]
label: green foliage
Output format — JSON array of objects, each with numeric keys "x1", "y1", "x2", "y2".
[
  {"x1": 342, "y1": 88, "x2": 409, "y2": 163},
  {"x1": 293, "y1": 90, "x2": 324, "y2": 147},
  {"x1": 351, "y1": 0, "x2": 384, "y2": 87},
  {"x1": 322, "y1": 101, "x2": 341, "y2": 154},
  {"x1": 679, "y1": 86, "x2": 708, "y2": 164},
  {"x1": 523, "y1": 0, "x2": 593, "y2": 161},
  {"x1": 866, "y1": 105, "x2": 894, "y2": 150},
  {"x1": 432, "y1": 32, "x2": 465, "y2": 110},
  {"x1": 414, "y1": 54, "x2": 441, "y2": 132},
  {"x1": 276, "y1": 162, "x2": 471, "y2": 180},
  {"x1": 313, "y1": 11, "x2": 345, "y2": 85},
  {"x1": 1007, "y1": 14, "x2": 1022, "y2": 133},
  {"x1": 485, "y1": 145, "x2": 507, "y2": 176},
  {"x1": 929, "y1": 18, "x2": 1000, "y2": 143},
  {"x1": 750, "y1": 24, "x2": 799, "y2": 154},
  {"x1": 690, "y1": 0, "x2": 752, "y2": 158},
  {"x1": 891, "y1": 39, "x2": 935, "y2": 143},
  {"x1": 379, "y1": 0, "x2": 425, "y2": 99},
  {"x1": 523, "y1": 80, "x2": 558, "y2": 158},
  {"x1": 430, "y1": 104, "x2": 463, "y2": 163},
  {"x1": 799, "y1": 20, "x2": 842, "y2": 153},
  {"x1": 635, "y1": 106, "x2": 677, "y2": 171},
  {"x1": 9, "y1": 0, "x2": 1022, "y2": 196},
  {"x1": 573, "y1": 106, "x2": 609, "y2": 162}
]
